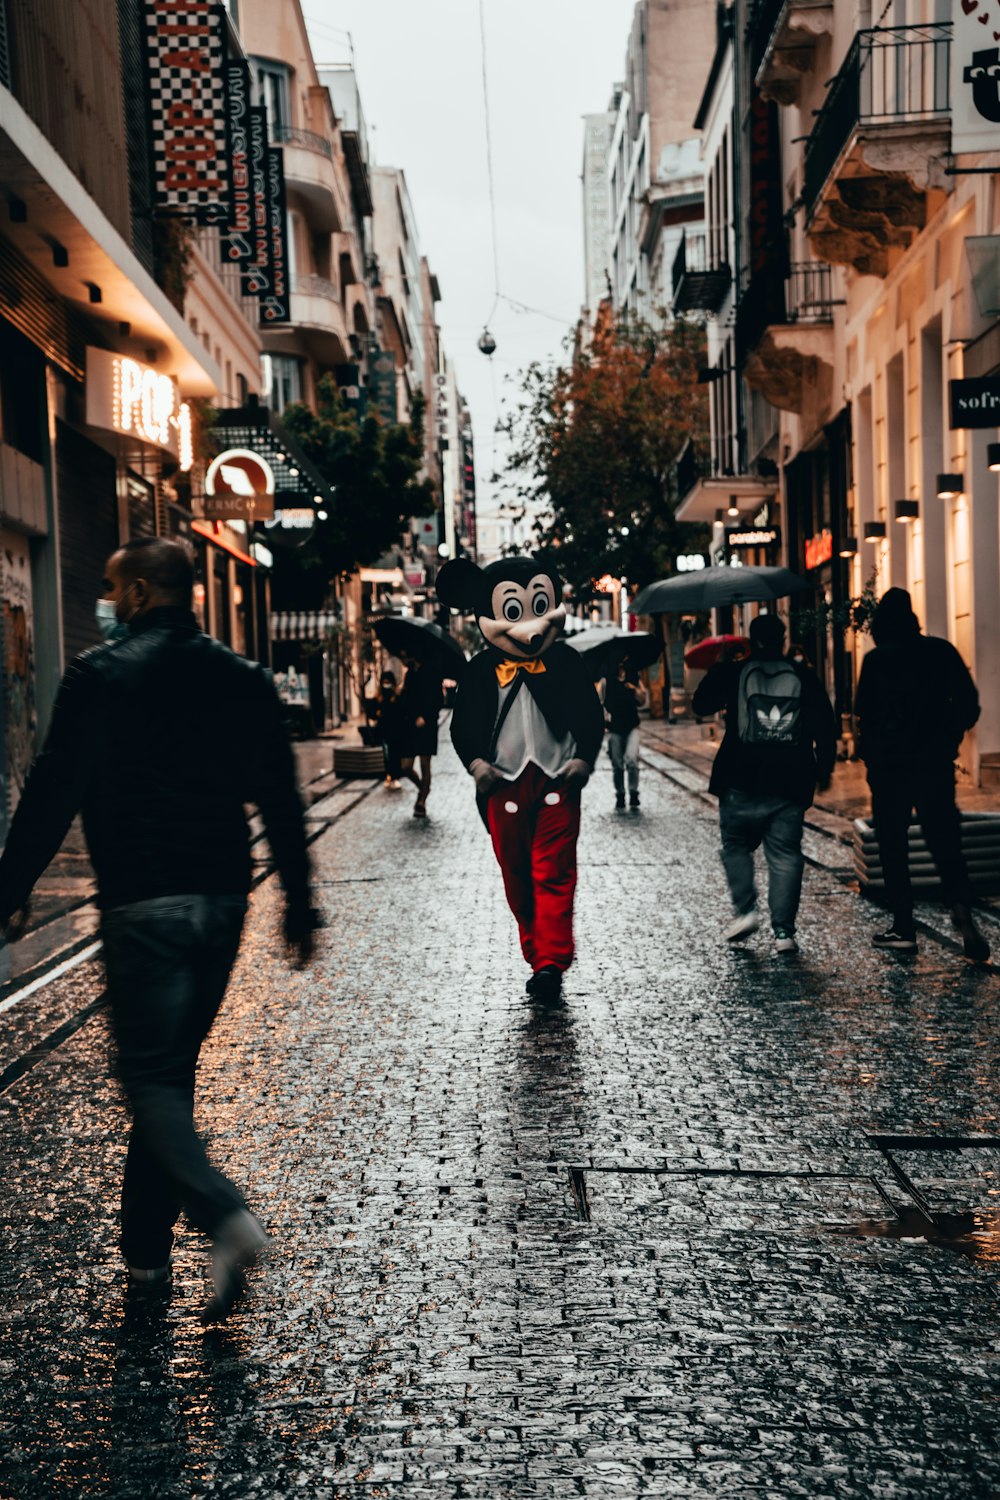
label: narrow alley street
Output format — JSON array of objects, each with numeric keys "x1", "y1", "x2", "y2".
[{"x1": 1, "y1": 734, "x2": 998, "y2": 1498}]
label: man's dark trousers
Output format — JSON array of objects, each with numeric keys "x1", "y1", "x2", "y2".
[
  {"x1": 868, "y1": 762, "x2": 972, "y2": 929},
  {"x1": 101, "y1": 893, "x2": 249, "y2": 1270}
]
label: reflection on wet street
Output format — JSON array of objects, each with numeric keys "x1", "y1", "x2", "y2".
[{"x1": 1, "y1": 743, "x2": 999, "y2": 1497}]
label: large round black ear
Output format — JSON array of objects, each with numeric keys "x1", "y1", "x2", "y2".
[{"x1": 436, "y1": 558, "x2": 485, "y2": 612}]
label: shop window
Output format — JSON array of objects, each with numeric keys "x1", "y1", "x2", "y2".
[{"x1": 0, "y1": 320, "x2": 44, "y2": 463}]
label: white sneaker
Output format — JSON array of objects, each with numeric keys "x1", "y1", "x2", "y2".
[
  {"x1": 724, "y1": 910, "x2": 759, "y2": 943},
  {"x1": 202, "y1": 1210, "x2": 269, "y2": 1324},
  {"x1": 773, "y1": 928, "x2": 798, "y2": 954}
]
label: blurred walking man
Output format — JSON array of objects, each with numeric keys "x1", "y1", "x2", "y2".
[
  {"x1": 856, "y1": 587, "x2": 989, "y2": 961},
  {"x1": 693, "y1": 614, "x2": 837, "y2": 955},
  {"x1": 0, "y1": 538, "x2": 319, "y2": 1320}
]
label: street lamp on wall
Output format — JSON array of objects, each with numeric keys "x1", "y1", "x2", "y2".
[
  {"x1": 894, "y1": 499, "x2": 919, "y2": 523},
  {"x1": 988, "y1": 443, "x2": 1000, "y2": 472},
  {"x1": 936, "y1": 472, "x2": 964, "y2": 498},
  {"x1": 864, "y1": 521, "x2": 886, "y2": 542},
  {"x1": 838, "y1": 536, "x2": 858, "y2": 557}
]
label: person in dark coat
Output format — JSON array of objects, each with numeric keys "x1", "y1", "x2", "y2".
[
  {"x1": 692, "y1": 612, "x2": 838, "y2": 954},
  {"x1": 436, "y1": 555, "x2": 604, "y2": 1003},
  {"x1": 855, "y1": 586, "x2": 988, "y2": 960},
  {"x1": 601, "y1": 661, "x2": 648, "y2": 811},
  {"x1": 397, "y1": 653, "x2": 444, "y2": 819},
  {"x1": 0, "y1": 538, "x2": 320, "y2": 1321}
]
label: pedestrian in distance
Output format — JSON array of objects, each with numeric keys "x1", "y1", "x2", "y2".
[
  {"x1": 855, "y1": 587, "x2": 989, "y2": 961},
  {"x1": 397, "y1": 650, "x2": 444, "y2": 819},
  {"x1": 369, "y1": 669, "x2": 407, "y2": 790},
  {"x1": 601, "y1": 660, "x2": 648, "y2": 811},
  {"x1": 692, "y1": 612, "x2": 838, "y2": 955},
  {"x1": 0, "y1": 538, "x2": 321, "y2": 1322},
  {"x1": 436, "y1": 555, "x2": 604, "y2": 1005}
]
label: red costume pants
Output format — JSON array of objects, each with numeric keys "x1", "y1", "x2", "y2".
[{"x1": 486, "y1": 763, "x2": 581, "y2": 973}]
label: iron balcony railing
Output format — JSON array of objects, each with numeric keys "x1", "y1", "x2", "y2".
[
  {"x1": 270, "y1": 124, "x2": 334, "y2": 161},
  {"x1": 671, "y1": 229, "x2": 731, "y2": 315},
  {"x1": 785, "y1": 261, "x2": 838, "y2": 322},
  {"x1": 803, "y1": 24, "x2": 951, "y2": 216},
  {"x1": 746, "y1": 0, "x2": 786, "y2": 53}
]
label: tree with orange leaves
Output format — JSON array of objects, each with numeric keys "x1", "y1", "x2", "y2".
[{"x1": 502, "y1": 307, "x2": 709, "y2": 594}]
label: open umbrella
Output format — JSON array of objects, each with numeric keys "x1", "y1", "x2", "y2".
[
  {"x1": 567, "y1": 625, "x2": 661, "y2": 680},
  {"x1": 683, "y1": 634, "x2": 749, "y2": 672},
  {"x1": 372, "y1": 615, "x2": 466, "y2": 678},
  {"x1": 630, "y1": 564, "x2": 807, "y2": 614}
]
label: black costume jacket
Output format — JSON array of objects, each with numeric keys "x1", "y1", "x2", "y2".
[
  {"x1": 450, "y1": 642, "x2": 604, "y2": 772},
  {"x1": 0, "y1": 607, "x2": 311, "y2": 918}
]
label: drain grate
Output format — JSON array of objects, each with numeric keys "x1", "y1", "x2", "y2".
[{"x1": 567, "y1": 1164, "x2": 896, "y2": 1227}]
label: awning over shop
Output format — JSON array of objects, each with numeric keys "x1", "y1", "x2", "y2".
[
  {"x1": 210, "y1": 403, "x2": 336, "y2": 509},
  {"x1": 675, "y1": 475, "x2": 776, "y2": 523},
  {"x1": 270, "y1": 610, "x2": 339, "y2": 641}
]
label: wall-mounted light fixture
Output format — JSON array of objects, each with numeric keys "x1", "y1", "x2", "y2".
[
  {"x1": 936, "y1": 472, "x2": 964, "y2": 498},
  {"x1": 988, "y1": 443, "x2": 1000, "y2": 472},
  {"x1": 727, "y1": 496, "x2": 739, "y2": 517},
  {"x1": 864, "y1": 521, "x2": 887, "y2": 542},
  {"x1": 838, "y1": 536, "x2": 858, "y2": 557},
  {"x1": 894, "y1": 499, "x2": 919, "y2": 523}
]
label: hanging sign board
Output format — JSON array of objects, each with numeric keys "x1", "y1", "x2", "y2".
[
  {"x1": 259, "y1": 147, "x2": 290, "y2": 324},
  {"x1": 143, "y1": 0, "x2": 229, "y2": 224},
  {"x1": 951, "y1": 5, "x2": 1000, "y2": 156},
  {"x1": 369, "y1": 350, "x2": 398, "y2": 425},
  {"x1": 949, "y1": 375, "x2": 1000, "y2": 428},
  {"x1": 203, "y1": 448, "x2": 275, "y2": 520},
  {"x1": 241, "y1": 107, "x2": 271, "y2": 298},
  {"x1": 727, "y1": 527, "x2": 781, "y2": 551},
  {"x1": 85, "y1": 347, "x2": 192, "y2": 466},
  {"x1": 222, "y1": 57, "x2": 254, "y2": 267}
]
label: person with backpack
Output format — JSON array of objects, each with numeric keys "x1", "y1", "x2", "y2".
[
  {"x1": 692, "y1": 613, "x2": 838, "y2": 954},
  {"x1": 855, "y1": 587, "x2": 989, "y2": 961}
]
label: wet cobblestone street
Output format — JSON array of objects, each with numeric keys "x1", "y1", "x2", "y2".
[{"x1": 1, "y1": 734, "x2": 999, "y2": 1498}]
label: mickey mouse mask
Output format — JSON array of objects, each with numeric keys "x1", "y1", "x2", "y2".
[{"x1": 436, "y1": 556, "x2": 566, "y2": 660}]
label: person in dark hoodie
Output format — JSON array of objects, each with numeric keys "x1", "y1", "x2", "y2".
[
  {"x1": 855, "y1": 587, "x2": 988, "y2": 960},
  {"x1": 692, "y1": 613, "x2": 837, "y2": 955}
]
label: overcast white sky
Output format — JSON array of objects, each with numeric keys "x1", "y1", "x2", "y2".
[{"x1": 300, "y1": 0, "x2": 638, "y2": 516}]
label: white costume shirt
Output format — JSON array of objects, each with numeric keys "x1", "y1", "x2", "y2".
[{"x1": 492, "y1": 677, "x2": 576, "y2": 781}]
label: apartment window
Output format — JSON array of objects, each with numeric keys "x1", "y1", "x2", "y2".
[
  {"x1": 263, "y1": 354, "x2": 302, "y2": 414},
  {"x1": 252, "y1": 59, "x2": 290, "y2": 135}
]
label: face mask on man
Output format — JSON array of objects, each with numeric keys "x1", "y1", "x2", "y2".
[{"x1": 95, "y1": 582, "x2": 138, "y2": 643}]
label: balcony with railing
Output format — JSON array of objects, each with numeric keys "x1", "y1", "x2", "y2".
[
  {"x1": 270, "y1": 124, "x2": 342, "y2": 234},
  {"x1": 671, "y1": 230, "x2": 731, "y2": 315},
  {"x1": 750, "y1": 0, "x2": 834, "y2": 106},
  {"x1": 741, "y1": 262, "x2": 840, "y2": 417},
  {"x1": 803, "y1": 24, "x2": 951, "y2": 277}
]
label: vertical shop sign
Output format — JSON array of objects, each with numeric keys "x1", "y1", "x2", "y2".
[
  {"x1": 223, "y1": 57, "x2": 253, "y2": 267},
  {"x1": 144, "y1": 1, "x2": 229, "y2": 224},
  {"x1": 952, "y1": 1, "x2": 1000, "y2": 156},
  {"x1": 241, "y1": 106, "x2": 271, "y2": 297},
  {"x1": 747, "y1": 87, "x2": 786, "y2": 325},
  {"x1": 369, "y1": 350, "x2": 398, "y2": 424},
  {"x1": 259, "y1": 147, "x2": 290, "y2": 323}
]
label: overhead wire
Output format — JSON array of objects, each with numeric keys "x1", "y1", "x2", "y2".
[{"x1": 478, "y1": 0, "x2": 502, "y2": 330}]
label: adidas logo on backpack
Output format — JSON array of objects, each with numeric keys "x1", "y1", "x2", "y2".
[{"x1": 737, "y1": 660, "x2": 803, "y2": 746}]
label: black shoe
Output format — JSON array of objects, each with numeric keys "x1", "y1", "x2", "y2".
[
  {"x1": 615, "y1": 795, "x2": 626, "y2": 811},
  {"x1": 952, "y1": 904, "x2": 990, "y2": 963},
  {"x1": 526, "y1": 965, "x2": 563, "y2": 1002},
  {"x1": 629, "y1": 794, "x2": 639, "y2": 811},
  {"x1": 873, "y1": 927, "x2": 917, "y2": 953},
  {"x1": 202, "y1": 1211, "x2": 269, "y2": 1325}
]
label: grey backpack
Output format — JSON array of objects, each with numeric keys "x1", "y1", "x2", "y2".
[{"x1": 737, "y1": 660, "x2": 803, "y2": 745}]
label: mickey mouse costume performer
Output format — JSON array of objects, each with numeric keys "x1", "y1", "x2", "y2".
[{"x1": 437, "y1": 556, "x2": 604, "y2": 1002}]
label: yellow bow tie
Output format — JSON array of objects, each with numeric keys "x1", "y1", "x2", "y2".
[{"x1": 495, "y1": 657, "x2": 547, "y2": 688}]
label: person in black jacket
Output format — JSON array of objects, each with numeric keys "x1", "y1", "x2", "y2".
[
  {"x1": 436, "y1": 555, "x2": 604, "y2": 1003},
  {"x1": 855, "y1": 587, "x2": 988, "y2": 960},
  {"x1": 0, "y1": 538, "x2": 320, "y2": 1321},
  {"x1": 692, "y1": 613, "x2": 837, "y2": 954},
  {"x1": 397, "y1": 653, "x2": 444, "y2": 819}
]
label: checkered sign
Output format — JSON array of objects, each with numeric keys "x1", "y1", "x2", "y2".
[{"x1": 144, "y1": 1, "x2": 230, "y2": 225}]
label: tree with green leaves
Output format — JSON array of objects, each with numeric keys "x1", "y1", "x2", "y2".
[
  {"x1": 277, "y1": 374, "x2": 435, "y2": 602},
  {"x1": 501, "y1": 308, "x2": 710, "y2": 595}
]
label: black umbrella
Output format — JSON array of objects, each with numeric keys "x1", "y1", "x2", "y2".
[
  {"x1": 629, "y1": 564, "x2": 808, "y2": 614},
  {"x1": 372, "y1": 615, "x2": 466, "y2": 678},
  {"x1": 566, "y1": 625, "x2": 661, "y2": 679}
]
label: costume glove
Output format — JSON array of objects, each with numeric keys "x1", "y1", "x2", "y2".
[
  {"x1": 470, "y1": 759, "x2": 502, "y2": 796},
  {"x1": 561, "y1": 758, "x2": 591, "y2": 791}
]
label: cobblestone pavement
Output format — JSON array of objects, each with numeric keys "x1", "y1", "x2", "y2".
[{"x1": 1, "y1": 731, "x2": 999, "y2": 1498}]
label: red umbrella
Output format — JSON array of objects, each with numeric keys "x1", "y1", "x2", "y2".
[{"x1": 684, "y1": 634, "x2": 749, "y2": 671}]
